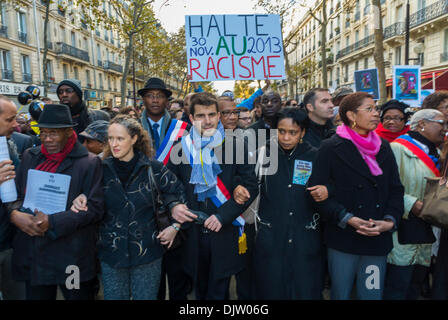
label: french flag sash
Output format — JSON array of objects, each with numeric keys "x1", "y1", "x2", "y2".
[
  {"x1": 181, "y1": 132, "x2": 247, "y2": 254},
  {"x1": 155, "y1": 119, "x2": 188, "y2": 165},
  {"x1": 393, "y1": 135, "x2": 440, "y2": 177}
]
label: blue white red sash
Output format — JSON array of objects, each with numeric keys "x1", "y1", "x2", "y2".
[
  {"x1": 393, "y1": 135, "x2": 440, "y2": 177},
  {"x1": 155, "y1": 119, "x2": 188, "y2": 165},
  {"x1": 181, "y1": 133, "x2": 231, "y2": 208}
]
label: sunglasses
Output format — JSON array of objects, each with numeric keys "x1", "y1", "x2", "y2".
[{"x1": 57, "y1": 88, "x2": 75, "y2": 95}]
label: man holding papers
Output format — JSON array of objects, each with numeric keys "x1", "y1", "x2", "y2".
[{"x1": 8, "y1": 104, "x2": 104, "y2": 300}]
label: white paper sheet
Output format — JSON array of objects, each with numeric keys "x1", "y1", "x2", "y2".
[
  {"x1": 0, "y1": 137, "x2": 17, "y2": 203},
  {"x1": 23, "y1": 169, "x2": 71, "y2": 214}
]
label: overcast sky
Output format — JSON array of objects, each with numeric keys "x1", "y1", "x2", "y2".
[{"x1": 152, "y1": 0, "x2": 311, "y2": 94}]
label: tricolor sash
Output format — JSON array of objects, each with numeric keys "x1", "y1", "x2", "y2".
[
  {"x1": 394, "y1": 135, "x2": 440, "y2": 177},
  {"x1": 181, "y1": 133, "x2": 247, "y2": 254},
  {"x1": 181, "y1": 133, "x2": 230, "y2": 208},
  {"x1": 155, "y1": 119, "x2": 188, "y2": 165}
]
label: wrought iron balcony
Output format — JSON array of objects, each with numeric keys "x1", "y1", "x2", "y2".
[
  {"x1": 2, "y1": 69, "x2": 13, "y2": 81},
  {"x1": 384, "y1": 22, "x2": 406, "y2": 39},
  {"x1": 441, "y1": 52, "x2": 448, "y2": 62},
  {"x1": 23, "y1": 73, "x2": 32, "y2": 83},
  {"x1": 18, "y1": 31, "x2": 27, "y2": 43},
  {"x1": 410, "y1": 0, "x2": 448, "y2": 28},
  {"x1": 0, "y1": 25, "x2": 7, "y2": 38},
  {"x1": 54, "y1": 42, "x2": 90, "y2": 62},
  {"x1": 336, "y1": 34, "x2": 374, "y2": 60},
  {"x1": 104, "y1": 60, "x2": 123, "y2": 73},
  {"x1": 97, "y1": 60, "x2": 103, "y2": 67}
]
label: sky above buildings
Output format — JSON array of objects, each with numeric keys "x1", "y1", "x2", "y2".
[{"x1": 153, "y1": 0, "x2": 312, "y2": 94}]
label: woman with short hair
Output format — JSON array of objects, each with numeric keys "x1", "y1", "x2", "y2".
[{"x1": 308, "y1": 92, "x2": 404, "y2": 300}]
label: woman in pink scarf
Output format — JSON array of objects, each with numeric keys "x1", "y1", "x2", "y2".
[{"x1": 308, "y1": 92, "x2": 404, "y2": 300}]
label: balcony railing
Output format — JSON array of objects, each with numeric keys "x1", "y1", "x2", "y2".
[
  {"x1": 2, "y1": 69, "x2": 13, "y2": 81},
  {"x1": 23, "y1": 73, "x2": 32, "y2": 83},
  {"x1": 104, "y1": 60, "x2": 123, "y2": 73},
  {"x1": 18, "y1": 31, "x2": 27, "y2": 43},
  {"x1": 441, "y1": 52, "x2": 448, "y2": 62},
  {"x1": 54, "y1": 42, "x2": 90, "y2": 62},
  {"x1": 0, "y1": 25, "x2": 7, "y2": 38},
  {"x1": 97, "y1": 60, "x2": 103, "y2": 67},
  {"x1": 336, "y1": 34, "x2": 374, "y2": 60},
  {"x1": 410, "y1": 0, "x2": 448, "y2": 28},
  {"x1": 384, "y1": 22, "x2": 406, "y2": 39}
]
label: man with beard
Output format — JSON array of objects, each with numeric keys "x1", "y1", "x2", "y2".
[
  {"x1": 57, "y1": 79, "x2": 110, "y2": 142},
  {"x1": 0, "y1": 95, "x2": 26, "y2": 299},
  {"x1": 303, "y1": 88, "x2": 336, "y2": 148}
]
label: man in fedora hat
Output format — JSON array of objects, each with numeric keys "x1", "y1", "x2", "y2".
[
  {"x1": 57, "y1": 79, "x2": 110, "y2": 142},
  {"x1": 8, "y1": 104, "x2": 104, "y2": 300},
  {"x1": 138, "y1": 79, "x2": 192, "y2": 300}
]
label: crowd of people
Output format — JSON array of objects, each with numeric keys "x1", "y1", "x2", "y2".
[{"x1": 1, "y1": 75, "x2": 448, "y2": 300}]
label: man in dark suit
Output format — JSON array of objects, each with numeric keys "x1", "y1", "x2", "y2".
[
  {"x1": 0, "y1": 95, "x2": 26, "y2": 299},
  {"x1": 11, "y1": 132, "x2": 33, "y2": 160}
]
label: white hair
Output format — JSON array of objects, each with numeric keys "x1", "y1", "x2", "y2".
[{"x1": 409, "y1": 109, "x2": 444, "y2": 130}]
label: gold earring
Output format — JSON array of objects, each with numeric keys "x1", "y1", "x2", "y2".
[
  {"x1": 352, "y1": 121, "x2": 357, "y2": 129},
  {"x1": 299, "y1": 137, "x2": 303, "y2": 144}
]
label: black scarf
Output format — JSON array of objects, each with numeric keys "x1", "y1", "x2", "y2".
[
  {"x1": 407, "y1": 131, "x2": 439, "y2": 158},
  {"x1": 112, "y1": 152, "x2": 140, "y2": 186}
]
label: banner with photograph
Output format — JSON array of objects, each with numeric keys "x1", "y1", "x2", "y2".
[
  {"x1": 393, "y1": 65, "x2": 421, "y2": 106},
  {"x1": 185, "y1": 14, "x2": 286, "y2": 81},
  {"x1": 354, "y1": 68, "x2": 380, "y2": 100}
]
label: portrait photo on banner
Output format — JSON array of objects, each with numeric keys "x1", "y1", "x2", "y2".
[
  {"x1": 393, "y1": 65, "x2": 421, "y2": 106},
  {"x1": 185, "y1": 14, "x2": 286, "y2": 82},
  {"x1": 354, "y1": 68, "x2": 380, "y2": 100}
]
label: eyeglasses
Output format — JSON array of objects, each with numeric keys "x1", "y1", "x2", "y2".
[
  {"x1": 40, "y1": 131, "x2": 61, "y2": 139},
  {"x1": 239, "y1": 117, "x2": 252, "y2": 121},
  {"x1": 357, "y1": 105, "x2": 381, "y2": 113},
  {"x1": 57, "y1": 88, "x2": 75, "y2": 95},
  {"x1": 424, "y1": 118, "x2": 448, "y2": 128},
  {"x1": 143, "y1": 94, "x2": 165, "y2": 100},
  {"x1": 221, "y1": 110, "x2": 240, "y2": 117},
  {"x1": 383, "y1": 116, "x2": 405, "y2": 122}
]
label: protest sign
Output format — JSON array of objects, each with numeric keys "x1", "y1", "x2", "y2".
[
  {"x1": 185, "y1": 14, "x2": 286, "y2": 81},
  {"x1": 393, "y1": 65, "x2": 421, "y2": 106},
  {"x1": 354, "y1": 68, "x2": 380, "y2": 100}
]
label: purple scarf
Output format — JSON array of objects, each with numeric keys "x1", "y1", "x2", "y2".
[{"x1": 336, "y1": 124, "x2": 383, "y2": 176}]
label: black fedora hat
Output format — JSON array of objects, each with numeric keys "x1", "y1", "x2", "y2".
[
  {"x1": 137, "y1": 77, "x2": 172, "y2": 98},
  {"x1": 35, "y1": 104, "x2": 77, "y2": 128}
]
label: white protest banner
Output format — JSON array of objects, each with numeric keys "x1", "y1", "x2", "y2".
[{"x1": 185, "y1": 14, "x2": 286, "y2": 81}]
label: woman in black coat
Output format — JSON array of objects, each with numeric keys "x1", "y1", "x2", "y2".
[
  {"x1": 308, "y1": 92, "x2": 404, "y2": 300},
  {"x1": 72, "y1": 115, "x2": 188, "y2": 300},
  {"x1": 248, "y1": 108, "x2": 326, "y2": 299}
]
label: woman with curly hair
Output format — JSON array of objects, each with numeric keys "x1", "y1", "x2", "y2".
[{"x1": 71, "y1": 115, "x2": 189, "y2": 300}]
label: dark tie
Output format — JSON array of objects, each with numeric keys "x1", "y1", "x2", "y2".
[{"x1": 152, "y1": 123, "x2": 160, "y2": 150}]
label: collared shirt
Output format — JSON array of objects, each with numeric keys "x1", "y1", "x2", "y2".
[{"x1": 147, "y1": 116, "x2": 164, "y2": 137}]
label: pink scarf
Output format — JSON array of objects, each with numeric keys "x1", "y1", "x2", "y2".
[{"x1": 336, "y1": 124, "x2": 383, "y2": 176}]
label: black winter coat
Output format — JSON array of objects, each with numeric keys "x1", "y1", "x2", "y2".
[
  {"x1": 98, "y1": 153, "x2": 186, "y2": 269},
  {"x1": 308, "y1": 134, "x2": 404, "y2": 256},
  {"x1": 254, "y1": 141, "x2": 324, "y2": 299},
  {"x1": 167, "y1": 136, "x2": 258, "y2": 281},
  {"x1": 11, "y1": 142, "x2": 104, "y2": 285},
  {"x1": 302, "y1": 119, "x2": 335, "y2": 148}
]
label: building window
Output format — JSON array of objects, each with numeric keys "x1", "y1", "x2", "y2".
[
  {"x1": 344, "y1": 64, "x2": 349, "y2": 82},
  {"x1": 1, "y1": 50, "x2": 12, "y2": 80},
  {"x1": 99, "y1": 73, "x2": 103, "y2": 89},
  {"x1": 46, "y1": 60, "x2": 54, "y2": 82},
  {"x1": 395, "y1": 46, "x2": 402, "y2": 65},
  {"x1": 74, "y1": 66, "x2": 79, "y2": 80},
  {"x1": 364, "y1": 58, "x2": 368, "y2": 69},
  {"x1": 86, "y1": 70, "x2": 91, "y2": 87},
  {"x1": 0, "y1": 3, "x2": 7, "y2": 27},
  {"x1": 17, "y1": 11, "x2": 27, "y2": 43},
  {"x1": 71, "y1": 31, "x2": 76, "y2": 47},
  {"x1": 355, "y1": 60, "x2": 359, "y2": 71},
  {"x1": 63, "y1": 64, "x2": 68, "y2": 79},
  {"x1": 444, "y1": 29, "x2": 448, "y2": 54},
  {"x1": 21, "y1": 55, "x2": 31, "y2": 82},
  {"x1": 60, "y1": 26, "x2": 65, "y2": 42}
]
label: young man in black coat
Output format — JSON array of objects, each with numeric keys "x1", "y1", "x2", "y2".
[{"x1": 167, "y1": 92, "x2": 258, "y2": 300}]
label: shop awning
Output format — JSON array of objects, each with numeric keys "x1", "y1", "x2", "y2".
[{"x1": 422, "y1": 69, "x2": 448, "y2": 90}]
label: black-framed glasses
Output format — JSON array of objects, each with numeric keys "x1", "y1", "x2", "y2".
[
  {"x1": 383, "y1": 116, "x2": 405, "y2": 122},
  {"x1": 57, "y1": 88, "x2": 75, "y2": 95},
  {"x1": 221, "y1": 110, "x2": 240, "y2": 117}
]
